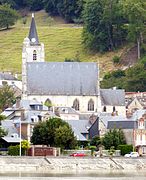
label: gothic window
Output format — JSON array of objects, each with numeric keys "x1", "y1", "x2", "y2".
[
  {"x1": 103, "y1": 106, "x2": 106, "y2": 112},
  {"x1": 88, "y1": 99, "x2": 94, "y2": 111},
  {"x1": 33, "y1": 50, "x2": 37, "y2": 61},
  {"x1": 113, "y1": 106, "x2": 116, "y2": 112},
  {"x1": 73, "y1": 99, "x2": 79, "y2": 111}
]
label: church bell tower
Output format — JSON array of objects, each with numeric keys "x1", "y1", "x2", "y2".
[{"x1": 22, "y1": 13, "x2": 45, "y2": 99}]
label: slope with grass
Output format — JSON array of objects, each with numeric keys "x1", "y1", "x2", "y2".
[{"x1": 0, "y1": 10, "x2": 125, "y2": 76}]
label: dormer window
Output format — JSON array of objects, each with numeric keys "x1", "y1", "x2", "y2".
[
  {"x1": 33, "y1": 50, "x2": 37, "y2": 61},
  {"x1": 11, "y1": 133, "x2": 18, "y2": 138}
]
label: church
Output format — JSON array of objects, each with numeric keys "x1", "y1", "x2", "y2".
[{"x1": 22, "y1": 14, "x2": 125, "y2": 116}]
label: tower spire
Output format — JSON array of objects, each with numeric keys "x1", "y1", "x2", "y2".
[{"x1": 28, "y1": 13, "x2": 39, "y2": 45}]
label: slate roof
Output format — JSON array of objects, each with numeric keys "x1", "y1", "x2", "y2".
[
  {"x1": 1, "y1": 120, "x2": 19, "y2": 136},
  {"x1": 2, "y1": 137, "x2": 20, "y2": 143},
  {"x1": 65, "y1": 120, "x2": 92, "y2": 141},
  {"x1": 0, "y1": 72, "x2": 16, "y2": 80},
  {"x1": 131, "y1": 109, "x2": 146, "y2": 121},
  {"x1": 27, "y1": 62, "x2": 98, "y2": 96},
  {"x1": 28, "y1": 14, "x2": 39, "y2": 45},
  {"x1": 107, "y1": 121, "x2": 138, "y2": 129},
  {"x1": 55, "y1": 107, "x2": 79, "y2": 115},
  {"x1": 1, "y1": 120, "x2": 22, "y2": 143},
  {"x1": 99, "y1": 113, "x2": 128, "y2": 128},
  {"x1": 100, "y1": 89, "x2": 125, "y2": 106}
]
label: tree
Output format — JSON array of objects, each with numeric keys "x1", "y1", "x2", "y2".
[
  {"x1": 0, "y1": 84, "x2": 16, "y2": 112},
  {"x1": 122, "y1": 0, "x2": 146, "y2": 59},
  {"x1": 57, "y1": 0, "x2": 83, "y2": 22},
  {"x1": 0, "y1": 4, "x2": 19, "y2": 29},
  {"x1": 82, "y1": 0, "x2": 126, "y2": 52},
  {"x1": 31, "y1": 117, "x2": 77, "y2": 149},
  {"x1": 21, "y1": 140, "x2": 30, "y2": 155},
  {"x1": 43, "y1": 0, "x2": 84, "y2": 22},
  {"x1": 124, "y1": 63, "x2": 146, "y2": 92},
  {"x1": 102, "y1": 129, "x2": 126, "y2": 150},
  {"x1": 54, "y1": 125, "x2": 77, "y2": 149},
  {"x1": 43, "y1": 0, "x2": 59, "y2": 15},
  {"x1": 0, "y1": 126, "x2": 7, "y2": 138},
  {"x1": 90, "y1": 136, "x2": 101, "y2": 147}
]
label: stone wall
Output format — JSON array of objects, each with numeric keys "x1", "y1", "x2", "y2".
[{"x1": 0, "y1": 156, "x2": 146, "y2": 174}]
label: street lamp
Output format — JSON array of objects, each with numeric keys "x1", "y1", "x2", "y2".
[{"x1": 20, "y1": 116, "x2": 21, "y2": 156}]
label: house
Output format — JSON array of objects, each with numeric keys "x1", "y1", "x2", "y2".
[
  {"x1": 1, "y1": 99, "x2": 56, "y2": 142},
  {"x1": 125, "y1": 92, "x2": 146, "y2": 116},
  {"x1": 21, "y1": 14, "x2": 126, "y2": 115},
  {"x1": 65, "y1": 119, "x2": 94, "y2": 142},
  {"x1": 107, "y1": 110, "x2": 146, "y2": 155},
  {"x1": 0, "y1": 120, "x2": 22, "y2": 148},
  {"x1": 0, "y1": 72, "x2": 22, "y2": 90},
  {"x1": 54, "y1": 106, "x2": 79, "y2": 120}
]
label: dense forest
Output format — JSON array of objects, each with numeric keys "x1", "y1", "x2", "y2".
[{"x1": 0, "y1": 0, "x2": 146, "y2": 92}]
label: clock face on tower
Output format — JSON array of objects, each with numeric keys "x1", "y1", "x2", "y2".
[{"x1": 31, "y1": 38, "x2": 36, "y2": 43}]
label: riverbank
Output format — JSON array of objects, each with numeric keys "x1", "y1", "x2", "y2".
[{"x1": 0, "y1": 156, "x2": 146, "y2": 175}]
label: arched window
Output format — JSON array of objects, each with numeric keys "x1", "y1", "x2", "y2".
[
  {"x1": 103, "y1": 106, "x2": 106, "y2": 112},
  {"x1": 45, "y1": 98, "x2": 52, "y2": 110},
  {"x1": 33, "y1": 50, "x2": 37, "y2": 61},
  {"x1": 113, "y1": 106, "x2": 116, "y2": 112},
  {"x1": 73, "y1": 99, "x2": 79, "y2": 111},
  {"x1": 88, "y1": 99, "x2": 94, "y2": 111}
]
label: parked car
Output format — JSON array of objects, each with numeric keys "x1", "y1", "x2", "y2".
[
  {"x1": 70, "y1": 152, "x2": 87, "y2": 157},
  {"x1": 124, "y1": 152, "x2": 139, "y2": 158}
]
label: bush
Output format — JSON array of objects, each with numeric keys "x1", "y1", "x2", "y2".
[
  {"x1": 140, "y1": 43, "x2": 146, "y2": 55},
  {"x1": 117, "y1": 144, "x2": 133, "y2": 155},
  {"x1": 112, "y1": 56, "x2": 120, "y2": 64},
  {"x1": 8, "y1": 145, "x2": 25, "y2": 156},
  {"x1": 89, "y1": 146, "x2": 96, "y2": 156}
]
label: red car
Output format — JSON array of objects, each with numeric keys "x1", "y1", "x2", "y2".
[{"x1": 70, "y1": 152, "x2": 87, "y2": 157}]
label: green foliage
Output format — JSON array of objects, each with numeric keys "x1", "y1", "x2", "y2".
[
  {"x1": 54, "y1": 125, "x2": 77, "y2": 150},
  {"x1": 0, "y1": 115, "x2": 6, "y2": 121},
  {"x1": 124, "y1": 63, "x2": 146, "y2": 91},
  {"x1": 31, "y1": 117, "x2": 77, "y2": 150},
  {"x1": 101, "y1": 69, "x2": 126, "y2": 89},
  {"x1": 0, "y1": 84, "x2": 16, "y2": 112},
  {"x1": 108, "y1": 146, "x2": 115, "y2": 157},
  {"x1": 82, "y1": 0, "x2": 127, "y2": 52},
  {"x1": 0, "y1": 3, "x2": 19, "y2": 29},
  {"x1": 8, "y1": 145, "x2": 25, "y2": 156},
  {"x1": 0, "y1": 126, "x2": 7, "y2": 138},
  {"x1": 122, "y1": 0, "x2": 146, "y2": 43},
  {"x1": 117, "y1": 144, "x2": 133, "y2": 155},
  {"x1": 90, "y1": 136, "x2": 101, "y2": 147},
  {"x1": 43, "y1": 0, "x2": 83, "y2": 22},
  {"x1": 89, "y1": 145, "x2": 96, "y2": 156},
  {"x1": 112, "y1": 55, "x2": 120, "y2": 64},
  {"x1": 21, "y1": 140, "x2": 30, "y2": 150},
  {"x1": 101, "y1": 62, "x2": 146, "y2": 92},
  {"x1": 102, "y1": 129, "x2": 126, "y2": 150}
]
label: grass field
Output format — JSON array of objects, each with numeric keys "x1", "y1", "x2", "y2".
[{"x1": 0, "y1": 10, "x2": 124, "y2": 76}]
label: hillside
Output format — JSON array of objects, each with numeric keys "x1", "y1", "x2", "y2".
[{"x1": 0, "y1": 11, "x2": 127, "y2": 76}]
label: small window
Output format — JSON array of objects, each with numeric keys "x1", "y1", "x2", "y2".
[
  {"x1": 2, "y1": 81, "x2": 7, "y2": 85},
  {"x1": 88, "y1": 99, "x2": 94, "y2": 111},
  {"x1": 73, "y1": 99, "x2": 79, "y2": 111},
  {"x1": 103, "y1": 106, "x2": 106, "y2": 112},
  {"x1": 33, "y1": 50, "x2": 37, "y2": 61}
]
